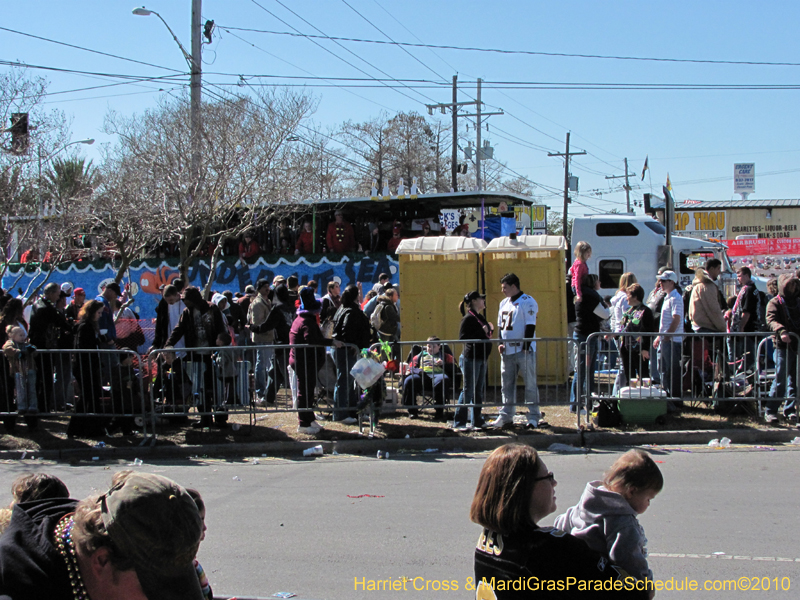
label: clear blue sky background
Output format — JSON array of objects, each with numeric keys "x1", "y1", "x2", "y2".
[{"x1": 4, "y1": 0, "x2": 800, "y2": 215}]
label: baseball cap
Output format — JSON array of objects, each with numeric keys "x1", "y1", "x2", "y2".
[
  {"x1": 73, "y1": 287, "x2": 85, "y2": 296},
  {"x1": 273, "y1": 275, "x2": 286, "y2": 286},
  {"x1": 99, "y1": 473, "x2": 203, "y2": 600},
  {"x1": 255, "y1": 279, "x2": 270, "y2": 291},
  {"x1": 244, "y1": 285, "x2": 256, "y2": 295},
  {"x1": 657, "y1": 270, "x2": 678, "y2": 283},
  {"x1": 60, "y1": 282, "x2": 73, "y2": 296},
  {"x1": 464, "y1": 290, "x2": 486, "y2": 303}
]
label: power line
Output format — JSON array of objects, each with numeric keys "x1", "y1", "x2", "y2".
[
  {"x1": 0, "y1": 26, "x2": 184, "y2": 73},
  {"x1": 42, "y1": 86, "x2": 185, "y2": 105},
  {"x1": 217, "y1": 26, "x2": 800, "y2": 67}
]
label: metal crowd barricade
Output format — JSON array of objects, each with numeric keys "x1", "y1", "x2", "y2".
[
  {"x1": 578, "y1": 330, "x2": 798, "y2": 428},
  {"x1": 386, "y1": 337, "x2": 576, "y2": 424},
  {"x1": 0, "y1": 348, "x2": 150, "y2": 441}
]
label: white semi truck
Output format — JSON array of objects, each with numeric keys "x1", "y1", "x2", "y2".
[{"x1": 570, "y1": 214, "x2": 735, "y2": 298}]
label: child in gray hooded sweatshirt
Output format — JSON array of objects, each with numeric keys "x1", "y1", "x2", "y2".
[{"x1": 554, "y1": 450, "x2": 663, "y2": 593}]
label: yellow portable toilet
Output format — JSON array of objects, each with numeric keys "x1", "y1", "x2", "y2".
[
  {"x1": 397, "y1": 236, "x2": 488, "y2": 347},
  {"x1": 482, "y1": 235, "x2": 568, "y2": 385}
]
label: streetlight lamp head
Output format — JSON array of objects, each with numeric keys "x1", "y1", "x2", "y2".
[
  {"x1": 79, "y1": 138, "x2": 95, "y2": 145},
  {"x1": 132, "y1": 7, "x2": 152, "y2": 16}
]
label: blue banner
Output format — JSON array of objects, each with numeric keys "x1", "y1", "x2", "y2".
[{"x1": 2, "y1": 254, "x2": 398, "y2": 320}]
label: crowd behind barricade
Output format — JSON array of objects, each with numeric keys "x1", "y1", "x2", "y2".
[{"x1": 2, "y1": 234, "x2": 799, "y2": 441}]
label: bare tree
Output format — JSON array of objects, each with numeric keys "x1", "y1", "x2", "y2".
[{"x1": 103, "y1": 87, "x2": 316, "y2": 294}]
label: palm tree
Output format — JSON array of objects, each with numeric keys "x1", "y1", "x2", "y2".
[{"x1": 42, "y1": 156, "x2": 98, "y2": 214}]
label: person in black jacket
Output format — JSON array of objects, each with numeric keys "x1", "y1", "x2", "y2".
[
  {"x1": 263, "y1": 284, "x2": 296, "y2": 405},
  {"x1": 471, "y1": 444, "x2": 649, "y2": 600},
  {"x1": 331, "y1": 284, "x2": 371, "y2": 423},
  {"x1": 150, "y1": 283, "x2": 184, "y2": 353},
  {"x1": 570, "y1": 274, "x2": 610, "y2": 413},
  {"x1": 68, "y1": 300, "x2": 110, "y2": 438},
  {"x1": 29, "y1": 282, "x2": 72, "y2": 411},
  {"x1": 453, "y1": 290, "x2": 494, "y2": 430},
  {"x1": 617, "y1": 283, "x2": 656, "y2": 388},
  {"x1": 164, "y1": 287, "x2": 228, "y2": 428}
]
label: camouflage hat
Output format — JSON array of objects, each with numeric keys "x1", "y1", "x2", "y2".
[{"x1": 100, "y1": 473, "x2": 203, "y2": 600}]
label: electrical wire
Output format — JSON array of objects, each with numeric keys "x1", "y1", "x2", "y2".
[{"x1": 217, "y1": 26, "x2": 800, "y2": 68}]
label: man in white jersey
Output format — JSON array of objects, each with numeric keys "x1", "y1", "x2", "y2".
[{"x1": 490, "y1": 273, "x2": 546, "y2": 429}]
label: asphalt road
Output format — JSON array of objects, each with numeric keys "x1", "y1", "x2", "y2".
[{"x1": 0, "y1": 445, "x2": 798, "y2": 599}]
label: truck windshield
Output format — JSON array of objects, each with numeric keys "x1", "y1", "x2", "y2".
[{"x1": 644, "y1": 221, "x2": 666, "y2": 235}]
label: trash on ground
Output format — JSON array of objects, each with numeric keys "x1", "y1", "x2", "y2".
[
  {"x1": 302, "y1": 445, "x2": 324, "y2": 457},
  {"x1": 346, "y1": 494, "x2": 385, "y2": 498},
  {"x1": 423, "y1": 448, "x2": 439, "y2": 453},
  {"x1": 232, "y1": 476, "x2": 241, "y2": 481},
  {"x1": 131, "y1": 458, "x2": 143, "y2": 466},
  {"x1": 547, "y1": 443, "x2": 584, "y2": 453}
]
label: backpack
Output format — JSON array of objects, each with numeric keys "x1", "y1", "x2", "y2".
[
  {"x1": 754, "y1": 290, "x2": 769, "y2": 332},
  {"x1": 592, "y1": 398, "x2": 621, "y2": 428},
  {"x1": 370, "y1": 303, "x2": 384, "y2": 332}
]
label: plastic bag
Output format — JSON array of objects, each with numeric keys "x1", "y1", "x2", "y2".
[{"x1": 351, "y1": 357, "x2": 385, "y2": 389}]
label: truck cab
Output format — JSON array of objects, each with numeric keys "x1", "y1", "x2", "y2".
[{"x1": 571, "y1": 214, "x2": 734, "y2": 298}]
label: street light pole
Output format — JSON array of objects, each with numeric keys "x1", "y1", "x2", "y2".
[{"x1": 133, "y1": 3, "x2": 202, "y2": 186}]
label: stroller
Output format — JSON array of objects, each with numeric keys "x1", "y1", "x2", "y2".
[{"x1": 351, "y1": 341, "x2": 395, "y2": 434}]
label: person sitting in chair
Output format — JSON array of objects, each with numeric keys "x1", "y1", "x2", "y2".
[{"x1": 402, "y1": 336, "x2": 459, "y2": 421}]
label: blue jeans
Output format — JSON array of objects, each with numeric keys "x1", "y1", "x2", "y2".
[
  {"x1": 333, "y1": 346, "x2": 358, "y2": 421},
  {"x1": 570, "y1": 333, "x2": 598, "y2": 410},
  {"x1": 766, "y1": 346, "x2": 798, "y2": 417},
  {"x1": 499, "y1": 349, "x2": 540, "y2": 422},
  {"x1": 254, "y1": 346, "x2": 274, "y2": 399},
  {"x1": 659, "y1": 341, "x2": 682, "y2": 398},
  {"x1": 15, "y1": 369, "x2": 38, "y2": 412},
  {"x1": 454, "y1": 355, "x2": 486, "y2": 427}
]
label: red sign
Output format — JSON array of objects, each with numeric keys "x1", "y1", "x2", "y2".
[{"x1": 724, "y1": 238, "x2": 800, "y2": 256}]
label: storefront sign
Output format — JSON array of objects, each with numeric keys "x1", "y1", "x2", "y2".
[
  {"x1": 734, "y1": 163, "x2": 755, "y2": 194},
  {"x1": 673, "y1": 210, "x2": 727, "y2": 239},
  {"x1": 725, "y1": 238, "x2": 800, "y2": 256}
]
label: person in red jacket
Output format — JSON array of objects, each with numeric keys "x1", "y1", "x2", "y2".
[
  {"x1": 386, "y1": 225, "x2": 404, "y2": 254},
  {"x1": 295, "y1": 220, "x2": 315, "y2": 254},
  {"x1": 238, "y1": 234, "x2": 260, "y2": 262},
  {"x1": 325, "y1": 210, "x2": 357, "y2": 253}
]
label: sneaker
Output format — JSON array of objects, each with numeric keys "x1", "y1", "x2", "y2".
[
  {"x1": 786, "y1": 413, "x2": 798, "y2": 425},
  {"x1": 764, "y1": 413, "x2": 778, "y2": 424},
  {"x1": 453, "y1": 424, "x2": 472, "y2": 432},
  {"x1": 488, "y1": 416, "x2": 512, "y2": 429},
  {"x1": 297, "y1": 421, "x2": 323, "y2": 435},
  {"x1": 526, "y1": 419, "x2": 549, "y2": 429},
  {"x1": 339, "y1": 417, "x2": 358, "y2": 425},
  {"x1": 315, "y1": 412, "x2": 329, "y2": 421},
  {"x1": 254, "y1": 398, "x2": 267, "y2": 407}
]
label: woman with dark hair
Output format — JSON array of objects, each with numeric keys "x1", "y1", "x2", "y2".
[
  {"x1": 68, "y1": 299, "x2": 109, "y2": 438},
  {"x1": 453, "y1": 291, "x2": 493, "y2": 431},
  {"x1": 618, "y1": 283, "x2": 656, "y2": 387},
  {"x1": 471, "y1": 443, "x2": 648, "y2": 599},
  {"x1": 570, "y1": 273, "x2": 610, "y2": 414},
  {"x1": 402, "y1": 336, "x2": 457, "y2": 421},
  {"x1": 332, "y1": 284, "x2": 371, "y2": 423}
]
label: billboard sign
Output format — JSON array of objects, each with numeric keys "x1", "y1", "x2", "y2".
[{"x1": 734, "y1": 163, "x2": 755, "y2": 194}]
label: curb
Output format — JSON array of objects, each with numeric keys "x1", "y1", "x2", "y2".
[{"x1": 1, "y1": 427, "x2": 797, "y2": 462}]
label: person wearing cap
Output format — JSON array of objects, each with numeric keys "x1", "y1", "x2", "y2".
[
  {"x1": 289, "y1": 287, "x2": 343, "y2": 434},
  {"x1": 237, "y1": 233, "x2": 260, "y2": 263},
  {"x1": 151, "y1": 285, "x2": 185, "y2": 355},
  {"x1": 60, "y1": 282, "x2": 73, "y2": 297},
  {"x1": 0, "y1": 471, "x2": 206, "y2": 600},
  {"x1": 65, "y1": 287, "x2": 86, "y2": 322},
  {"x1": 490, "y1": 273, "x2": 545, "y2": 429},
  {"x1": 653, "y1": 270, "x2": 684, "y2": 400},
  {"x1": 166, "y1": 288, "x2": 228, "y2": 428},
  {"x1": 247, "y1": 279, "x2": 275, "y2": 405},
  {"x1": 453, "y1": 291, "x2": 493, "y2": 430},
  {"x1": 29, "y1": 282, "x2": 72, "y2": 412},
  {"x1": 325, "y1": 210, "x2": 357, "y2": 254},
  {"x1": 386, "y1": 226, "x2": 404, "y2": 254},
  {"x1": 331, "y1": 284, "x2": 371, "y2": 423},
  {"x1": 688, "y1": 265, "x2": 726, "y2": 399}
]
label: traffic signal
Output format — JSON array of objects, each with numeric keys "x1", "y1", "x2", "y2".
[
  {"x1": 10, "y1": 113, "x2": 28, "y2": 155},
  {"x1": 457, "y1": 163, "x2": 468, "y2": 174}
]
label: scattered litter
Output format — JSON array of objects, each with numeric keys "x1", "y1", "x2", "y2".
[
  {"x1": 302, "y1": 445, "x2": 324, "y2": 457},
  {"x1": 713, "y1": 552, "x2": 725, "y2": 555},
  {"x1": 664, "y1": 447, "x2": 693, "y2": 453},
  {"x1": 252, "y1": 459, "x2": 259, "y2": 465},
  {"x1": 20, "y1": 452, "x2": 26, "y2": 460},
  {"x1": 347, "y1": 494, "x2": 385, "y2": 498},
  {"x1": 405, "y1": 434, "x2": 410, "y2": 439},
  {"x1": 547, "y1": 443, "x2": 583, "y2": 453},
  {"x1": 131, "y1": 458, "x2": 143, "y2": 466},
  {"x1": 232, "y1": 476, "x2": 241, "y2": 481},
  {"x1": 262, "y1": 453, "x2": 267, "y2": 457},
  {"x1": 255, "y1": 415, "x2": 269, "y2": 421},
  {"x1": 92, "y1": 457, "x2": 99, "y2": 461},
  {"x1": 273, "y1": 593, "x2": 296, "y2": 599},
  {"x1": 790, "y1": 437, "x2": 800, "y2": 445},
  {"x1": 708, "y1": 437, "x2": 732, "y2": 449},
  {"x1": 376, "y1": 451, "x2": 389, "y2": 459},
  {"x1": 93, "y1": 442, "x2": 106, "y2": 448},
  {"x1": 232, "y1": 424, "x2": 241, "y2": 431},
  {"x1": 754, "y1": 446, "x2": 776, "y2": 451},
  {"x1": 332, "y1": 450, "x2": 339, "y2": 455},
  {"x1": 423, "y1": 448, "x2": 439, "y2": 453}
]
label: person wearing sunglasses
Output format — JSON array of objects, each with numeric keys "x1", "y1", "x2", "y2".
[{"x1": 470, "y1": 444, "x2": 648, "y2": 599}]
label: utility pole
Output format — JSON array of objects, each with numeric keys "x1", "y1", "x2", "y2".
[
  {"x1": 427, "y1": 77, "x2": 502, "y2": 192},
  {"x1": 548, "y1": 132, "x2": 586, "y2": 241},
  {"x1": 451, "y1": 75, "x2": 458, "y2": 191},
  {"x1": 605, "y1": 157, "x2": 633, "y2": 213},
  {"x1": 190, "y1": 0, "x2": 202, "y2": 188}
]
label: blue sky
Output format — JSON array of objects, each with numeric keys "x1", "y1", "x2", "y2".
[{"x1": 3, "y1": 0, "x2": 800, "y2": 215}]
